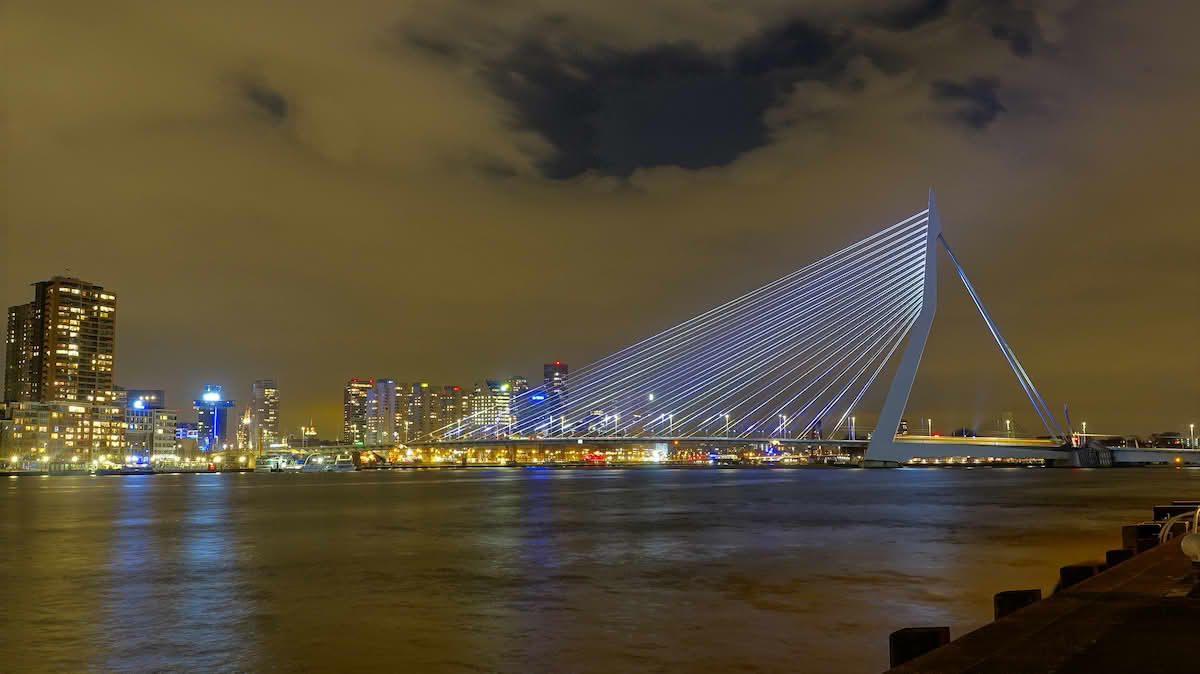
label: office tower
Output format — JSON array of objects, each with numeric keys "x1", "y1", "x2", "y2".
[
  {"x1": 343, "y1": 378, "x2": 373, "y2": 445},
  {"x1": 438, "y1": 385, "x2": 469, "y2": 438},
  {"x1": 250, "y1": 379, "x2": 280, "y2": 449},
  {"x1": 4, "y1": 276, "x2": 117, "y2": 404},
  {"x1": 543, "y1": 361, "x2": 567, "y2": 408},
  {"x1": 194, "y1": 385, "x2": 235, "y2": 452},
  {"x1": 126, "y1": 404, "x2": 179, "y2": 459},
  {"x1": 366, "y1": 379, "x2": 399, "y2": 446},
  {"x1": 507, "y1": 375, "x2": 530, "y2": 428},
  {"x1": 471, "y1": 380, "x2": 513, "y2": 435}
]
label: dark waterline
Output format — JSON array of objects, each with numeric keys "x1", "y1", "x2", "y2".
[{"x1": 3, "y1": 468, "x2": 1197, "y2": 672}]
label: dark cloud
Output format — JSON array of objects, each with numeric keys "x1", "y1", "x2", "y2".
[
  {"x1": 990, "y1": 23, "x2": 1033, "y2": 57},
  {"x1": 931, "y1": 77, "x2": 1006, "y2": 129},
  {"x1": 243, "y1": 80, "x2": 288, "y2": 124},
  {"x1": 489, "y1": 21, "x2": 851, "y2": 178},
  {"x1": 868, "y1": 0, "x2": 953, "y2": 31}
]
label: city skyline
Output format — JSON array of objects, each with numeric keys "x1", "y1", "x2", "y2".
[
  {"x1": 2, "y1": 269, "x2": 1195, "y2": 441},
  {"x1": 5, "y1": 1, "x2": 1198, "y2": 438}
]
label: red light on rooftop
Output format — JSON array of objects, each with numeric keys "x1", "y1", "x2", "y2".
[
  {"x1": 555, "y1": 360, "x2": 561, "y2": 366},
  {"x1": 452, "y1": 386, "x2": 460, "y2": 391}
]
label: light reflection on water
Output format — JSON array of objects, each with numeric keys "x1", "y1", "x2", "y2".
[{"x1": 1, "y1": 467, "x2": 1196, "y2": 672}]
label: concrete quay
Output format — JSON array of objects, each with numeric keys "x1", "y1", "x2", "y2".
[{"x1": 887, "y1": 505, "x2": 1199, "y2": 673}]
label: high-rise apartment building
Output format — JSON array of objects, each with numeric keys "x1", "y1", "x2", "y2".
[
  {"x1": 250, "y1": 379, "x2": 280, "y2": 450},
  {"x1": 4, "y1": 277, "x2": 117, "y2": 404},
  {"x1": 365, "y1": 379, "x2": 399, "y2": 446},
  {"x1": 5, "y1": 303, "x2": 42, "y2": 402},
  {"x1": 343, "y1": 378, "x2": 373, "y2": 445},
  {"x1": 4, "y1": 277, "x2": 121, "y2": 459}
]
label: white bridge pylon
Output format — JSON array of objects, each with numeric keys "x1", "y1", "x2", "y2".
[{"x1": 865, "y1": 191, "x2": 1063, "y2": 464}]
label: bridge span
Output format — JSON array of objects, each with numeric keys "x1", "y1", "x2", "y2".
[{"x1": 404, "y1": 193, "x2": 1175, "y2": 467}]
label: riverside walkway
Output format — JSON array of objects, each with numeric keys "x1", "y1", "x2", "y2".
[{"x1": 889, "y1": 533, "x2": 1198, "y2": 672}]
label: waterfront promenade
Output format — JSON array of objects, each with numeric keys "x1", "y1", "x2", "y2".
[{"x1": 889, "y1": 532, "x2": 1198, "y2": 672}]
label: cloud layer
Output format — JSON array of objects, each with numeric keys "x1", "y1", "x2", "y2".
[{"x1": 4, "y1": 0, "x2": 1197, "y2": 436}]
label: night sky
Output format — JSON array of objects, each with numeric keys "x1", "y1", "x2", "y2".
[{"x1": 5, "y1": 0, "x2": 1197, "y2": 439}]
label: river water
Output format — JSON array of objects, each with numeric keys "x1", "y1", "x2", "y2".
[{"x1": 2, "y1": 467, "x2": 1197, "y2": 672}]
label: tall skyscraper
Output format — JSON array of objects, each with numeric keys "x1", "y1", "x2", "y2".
[
  {"x1": 543, "y1": 361, "x2": 567, "y2": 408},
  {"x1": 250, "y1": 379, "x2": 280, "y2": 449},
  {"x1": 4, "y1": 276, "x2": 118, "y2": 404},
  {"x1": 365, "y1": 379, "x2": 399, "y2": 446},
  {"x1": 194, "y1": 385, "x2": 235, "y2": 452},
  {"x1": 343, "y1": 378, "x2": 373, "y2": 445}
]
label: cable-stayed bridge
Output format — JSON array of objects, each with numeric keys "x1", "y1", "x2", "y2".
[{"x1": 409, "y1": 193, "x2": 1189, "y2": 466}]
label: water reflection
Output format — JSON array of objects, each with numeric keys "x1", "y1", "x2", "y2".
[{"x1": 3, "y1": 468, "x2": 1197, "y2": 672}]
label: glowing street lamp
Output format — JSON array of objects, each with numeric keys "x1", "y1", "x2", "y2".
[{"x1": 724, "y1": 413, "x2": 730, "y2": 438}]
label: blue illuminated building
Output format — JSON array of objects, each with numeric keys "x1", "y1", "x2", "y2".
[{"x1": 194, "y1": 385, "x2": 235, "y2": 452}]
